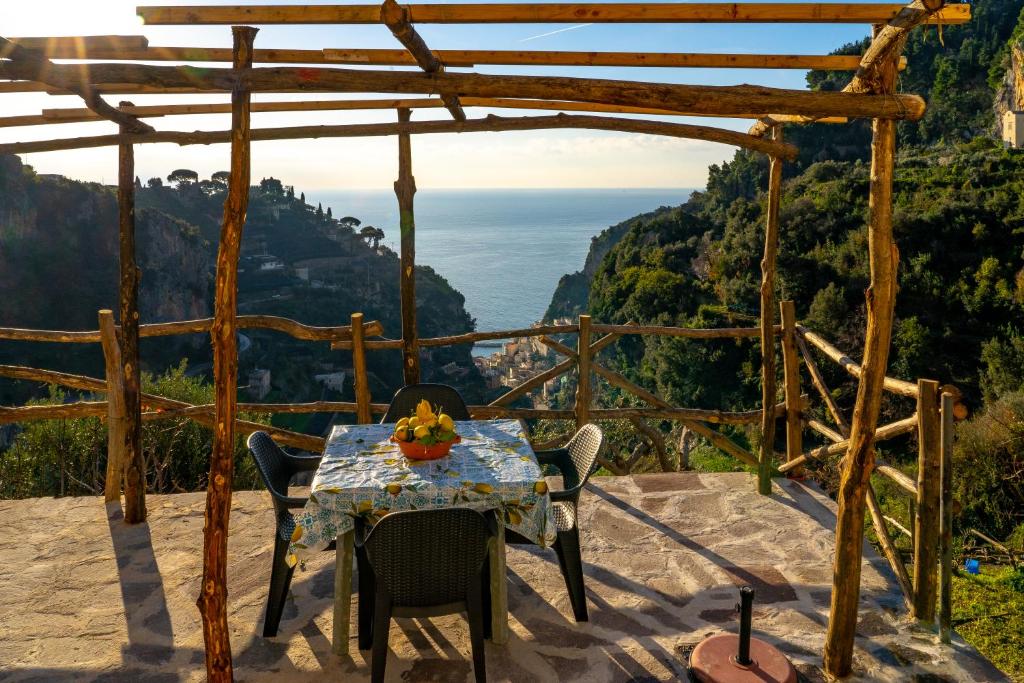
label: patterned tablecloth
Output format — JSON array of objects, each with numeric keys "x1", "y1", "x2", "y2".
[{"x1": 288, "y1": 419, "x2": 556, "y2": 567}]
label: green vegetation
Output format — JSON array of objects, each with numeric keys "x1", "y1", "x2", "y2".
[
  {"x1": 952, "y1": 566, "x2": 1024, "y2": 681},
  {"x1": 0, "y1": 363, "x2": 264, "y2": 499},
  {"x1": 542, "y1": 0, "x2": 1024, "y2": 670}
]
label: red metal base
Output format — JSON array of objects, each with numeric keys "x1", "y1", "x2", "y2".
[{"x1": 689, "y1": 634, "x2": 798, "y2": 683}]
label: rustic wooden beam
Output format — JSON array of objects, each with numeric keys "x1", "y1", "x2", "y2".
[
  {"x1": 117, "y1": 111, "x2": 147, "y2": 525},
  {"x1": 777, "y1": 414, "x2": 917, "y2": 473},
  {"x1": 0, "y1": 401, "x2": 108, "y2": 424},
  {"x1": 0, "y1": 61, "x2": 929, "y2": 121},
  {"x1": 912, "y1": 378, "x2": 941, "y2": 623},
  {"x1": 198, "y1": 25, "x2": 257, "y2": 683},
  {"x1": 589, "y1": 357, "x2": 761, "y2": 467},
  {"x1": 938, "y1": 391, "x2": 954, "y2": 643},
  {"x1": 0, "y1": 363, "x2": 324, "y2": 450},
  {"x1": 807, "y1": 418, "x2": 844, "y2": 443},
  {"x1": 0, "y1": 113, "x2": 800, "y2": 159},
  {"x1": 380, "y1": 0, "x2": 465, "y2": 121},
  {"x1": 3, "y1": 36, "x2": 150, "y2": 54},
  {"x1": 758, "y1": 128, "x2": 783, "y2": 495},
  {"x1": 866, "y1": 483, "x2": 914, "y2": 609},
  {"x1": 136, "y1": 3, "x2": 970, "y2": 26},
  {"x1": 351, "y1": 312, "x2": 373, "y2": 424},
  {"x1": 0, "y1": 36, "x2": 152, "y2": 134},
  {"x1": 575, "y1": 315, "x2": 593, "y2": 429},
  {"x1": 98, "y1": 310, "x2": 127, "y2": 504},
  {"x1": 5, "y1": 38, "x2": 909, "y2": 71},
  {"x1": 796, "y1": 331, "x2": 850, "y2": 437},
  {"x1": 394, "y1": 108, "x2": 420, "y2": 384},
  {"x1": 797, "y1": 326, "x2": 918, "y2": 397},
  {"x1": 845, "y1": 0, "x2": 945, "y2": 94},
  {"x1": 0, "y1": 98, "x2": 849, "y2": 127},
  {"x1": 780, "y1": 300, "x2": 803, "y2": 478},
  {"x1": 324, "y1": 49, "x2": 906, "y2": 70},
  {"x1": 823, "y1": 40, "x2": 902, "y2": 677}
]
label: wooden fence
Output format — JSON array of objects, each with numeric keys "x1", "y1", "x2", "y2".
[{"x1": 0, "y1": 302, "x2": 956, "y2": 636}]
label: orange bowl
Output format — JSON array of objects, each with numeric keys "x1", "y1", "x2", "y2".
[{"x1": 391, "y1": 434, "x2": 461, "y2": 460}]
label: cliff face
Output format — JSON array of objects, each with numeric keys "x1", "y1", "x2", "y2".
[
  {"x1": 0, "y1": 156, "x2": 209, "y2": 331},
  {"x1": 544, "y1": 205, "x2": 676, "y2": 321},
  {"x1": 994, "y1": 39, "x2": 1024, "y2": 137}
]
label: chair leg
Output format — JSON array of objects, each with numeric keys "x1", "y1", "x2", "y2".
[
  {"x1": 553, "y1": 526, "x2": 588, "y2": 622},
  {"x1": 263, "y1": 532, "x2": 296, "y2": 637},
  {"x1": 370, "y1": 589, "x2": 392, "y2": 683},
  {"x1": 466, "y1": 580, "x2": 488, "y2": 683},
  {"x1": 357, "y1": 546, "x2": 375, "y2": 651}
]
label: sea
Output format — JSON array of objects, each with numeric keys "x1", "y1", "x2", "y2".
[{"x1": 313, "y1": 188, "x2": 692, "y2": 353}]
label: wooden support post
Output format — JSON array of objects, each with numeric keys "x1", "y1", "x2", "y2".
[
  {"x1": 913, "y1": 378, "x2": 941, "y2": 623},
  {"x1": 758, "y1": 127, "x2": 783, "y2": 496},
  {"x1": 197, "y1": 25, "x2": 257, "y2": 683},
  {"x1": 866, "y1": 483, "x2": 914, "y2": 608},
  {"x1": 780, "y1": 300, "x2": 803, "y2": 477},
  {"x1": 118, "y1": 104, "x2": 145, "y2": 524},
  {"x1": 823, "y1": 38, "x2": 902, "y2": 679},
  {"x1": 395, "y1": 107, "x2": 420, "y2": 385},
  {"x1": 796, "y1": 331, "x2": 850, "y2": 437},
  {"x1": 351, "y1": 312, "x2": 372, "y2": 424},
  {"x1": 99, "y1": 309, "x2": 127, "y2": 503},
  {"x1": 575, "y1": 315, "x2": 592, "y2": 429},
  {"x1": 938, "y1": 391, "x2": 954, "y2": 643}
]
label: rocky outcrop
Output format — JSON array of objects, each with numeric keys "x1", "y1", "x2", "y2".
[
  {"x1": 994, "y1": 19, "x2": 1024, "y2": 138},
  {"x1": 0, "y1": 155, "x2": 210, "y2": 331}
]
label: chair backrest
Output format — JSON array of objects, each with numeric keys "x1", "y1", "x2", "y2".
[
  {"x1": 247, "y1": 431, "x2": 293, "y2": 514},
  {"x1": 363, "y1": 508, "x2": 493, "y2": 607},
  {"x1": 381, "y1": 383, "x2": 471, "y2": 423},
  {"x1": 565, "y1": 424, "x2": 604, "y2": 489}
]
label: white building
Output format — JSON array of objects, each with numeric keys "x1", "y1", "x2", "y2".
[
  {"x1": 314, "y1": 371, "x2": 347, "y2": 392},
  {"x1": 247, "y1": 368, "x2": 271, "y2": 400},
  {"x1": 1003, "y1": 111, "x2": 1024, "y2": 149}
]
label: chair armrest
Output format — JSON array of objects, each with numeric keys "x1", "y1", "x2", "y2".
[
  {"x1": 285, "y1": 453, "x2": 323, "y2": 472},
  {"x1": 282, "y1": 495, "x2": 309, "y2": 509},
  {"x1": 534, "y1": 448, "x2": 585, "y2": 491}
]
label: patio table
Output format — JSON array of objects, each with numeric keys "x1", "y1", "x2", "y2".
[{"x1": 287, "y1": 418, "x2": 556, "y2": 655}]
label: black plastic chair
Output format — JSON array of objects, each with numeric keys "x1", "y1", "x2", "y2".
[
  {"x1": 247, "y1": 430, "x2": 330, "y2": 637},
  {"x1": 507, "y1": 423, "x2": 604, "y2": 622},
  {"x1": 356, "y1": 508, "x2": 494, "y2": 683},
  {"x1": 381, "y1": 383, "x2": 471, "y2": 423}
]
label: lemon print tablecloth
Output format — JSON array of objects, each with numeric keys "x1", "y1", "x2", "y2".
[{"x1": 288, "y1": 419, "x2": 556, "y2": 567}]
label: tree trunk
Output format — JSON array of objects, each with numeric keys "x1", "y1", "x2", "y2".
[
  {"x1": 395, "y1": 107, "x2": 420, "y2": 384},
  {"x1": 118, "y1": 113, "x2": 146, "y2": 523},
  {"x1": 823, "y1": 39, "x2": 902, "y2": 679},
  {"x1": 197, "y1": 25, "x2": 257, "y2": 683}
]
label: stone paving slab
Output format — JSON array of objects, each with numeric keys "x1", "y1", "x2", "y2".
[{"x1": 0, "y1": 473, "x2": 1006, "y2": 682}]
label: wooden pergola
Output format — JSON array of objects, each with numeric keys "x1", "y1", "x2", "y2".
[{"x1": 0, "y1": 2, "x2": 968, "y2": 679}]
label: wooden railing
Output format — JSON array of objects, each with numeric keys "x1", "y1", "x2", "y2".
[
  {"x1": 0, "y1": 303, "x2": 957, "y2": 636},
  {"x1": 774, "y1": 307, "x2": 959, "y2": 640}
]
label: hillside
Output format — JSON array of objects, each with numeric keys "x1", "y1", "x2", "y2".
[{"x1": 0, "y1": 157, "x2": 486, "y2": 409}]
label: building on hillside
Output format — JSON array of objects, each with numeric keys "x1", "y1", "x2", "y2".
[
  {"x1": 247, "y1": 368, "x2": 271, "y2": 400},
  {"x1": 314, "y1": 371, "x2": 346, "y2": 392},
  {"x1": 1003, "y1": 110, "x2": 1024, "y2": 149}
]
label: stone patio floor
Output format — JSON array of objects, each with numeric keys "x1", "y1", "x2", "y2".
[{"x1": 0, "y1": 472, "x2": 1007, "y2": 682}]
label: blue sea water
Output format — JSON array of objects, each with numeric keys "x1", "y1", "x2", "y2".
[{"x1": 313, "y1": 188, "x2": 692, "y2": 338}]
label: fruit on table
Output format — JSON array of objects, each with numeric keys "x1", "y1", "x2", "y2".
[{"x1": 392, "y1": 399, "x2": 459, "y2": 445}]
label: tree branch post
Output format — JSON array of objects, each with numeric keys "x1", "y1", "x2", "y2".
[
  {"x1": 99, "y1": 309, "x2": 127, "y2": 504},
  {"x1": 758, "y1": 125, "x2": 783, "y2": 495},
  {"x1": 575, "y1": 315, "x2": 592, "y2": 429},
  {"x1": 823, "y1": 38, "x2": 903, "y2": 678},
  {"x1": 780, "y1": 300, "x2": 803, "y2": 477},
  {"x1": 913, "y1": 378, "x2": 941, "y2": 622},
  {"x1": 395, "y1": 107, "x2": 420, "y2": 384},
  {"x1": 197, "y1": 25, "x2": 257, "y2": 683},
  {"x1": 118, "y1": 104, "x2": 146, "y2": 524},
  {"x1": 352, "y1": 312, "x2": 372, "y2": 424}
]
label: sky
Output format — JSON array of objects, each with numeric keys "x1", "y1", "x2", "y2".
[{"x1": 0, "y1": 1, "x2": 876, "y2": 190}]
